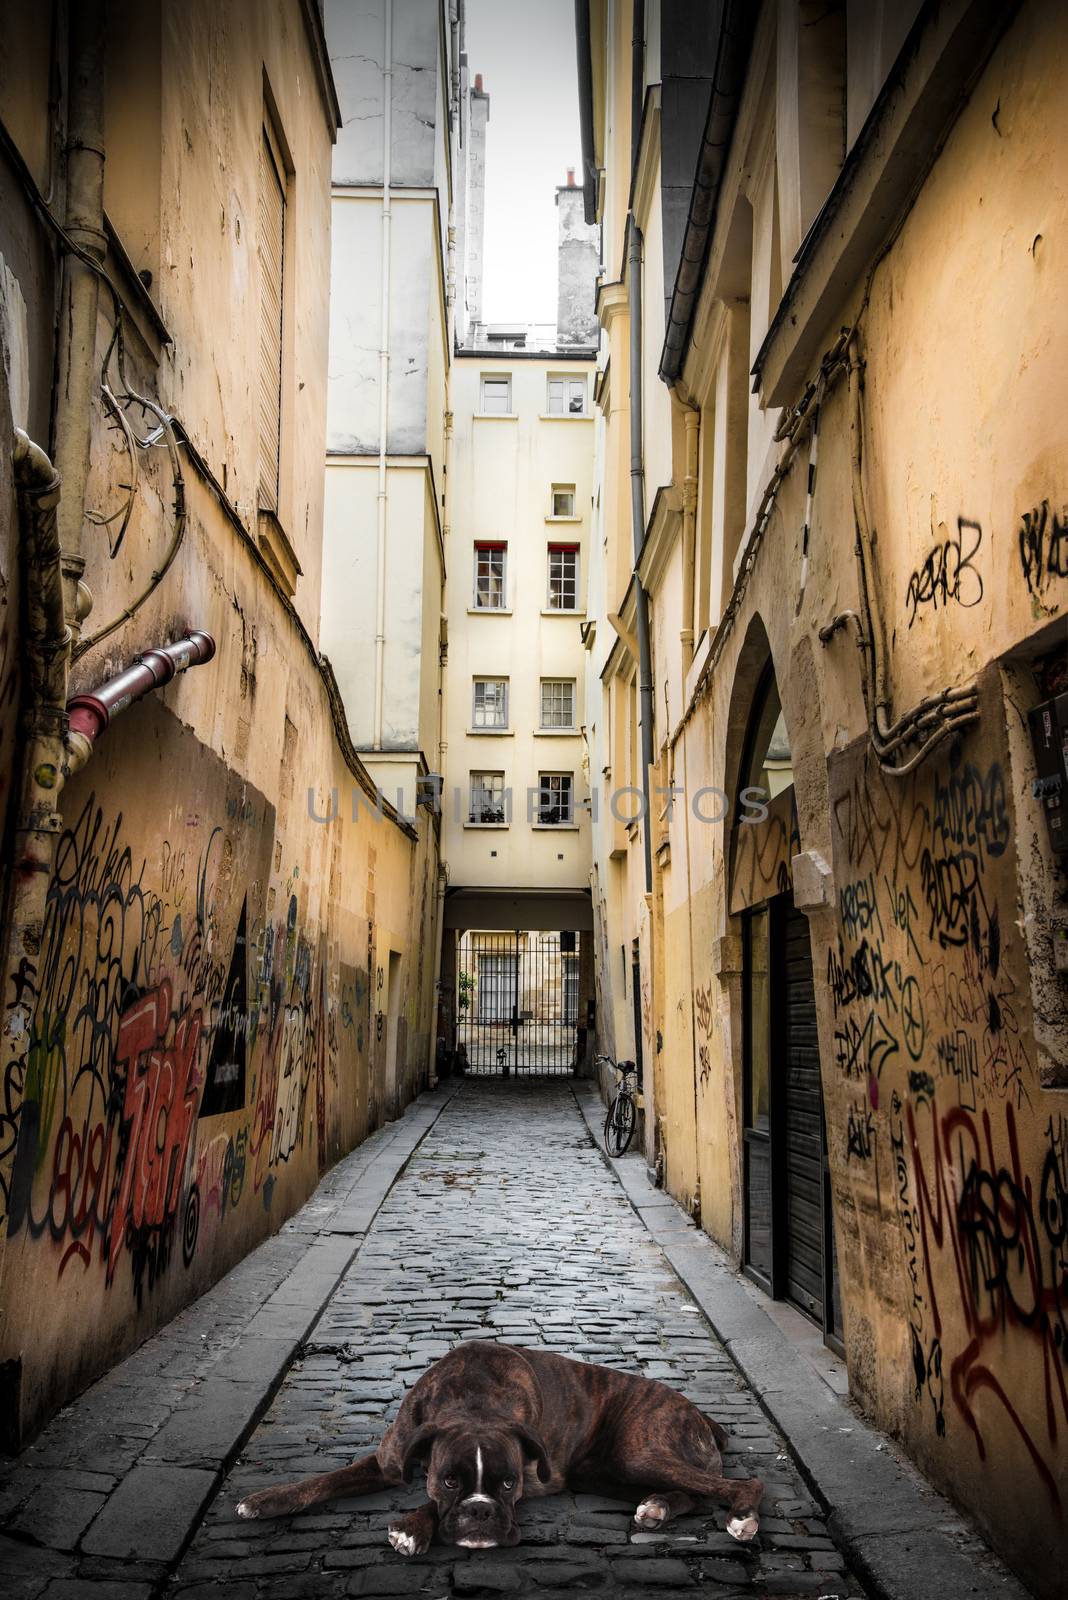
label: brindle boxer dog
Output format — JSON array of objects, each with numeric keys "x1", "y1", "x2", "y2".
[{"x1": 236, "y1": 1340, "x2": 764, "y2": 1556}]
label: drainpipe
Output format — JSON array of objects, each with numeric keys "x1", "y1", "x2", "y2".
[
  {"x1": 53, "y1": 0, "x2": 105, "y2": 644},
  {"x1": 679, "y1": 399, "x2": 699, "y2": 660},
  {"x1": 628, "y1": 221, "x2": 654, "y2": 895},
  {"x1": 631, "y1": 0, "x2": 645, "y2": 173},
  {"x1": 66, "y1": 632, "x2": 217, "y2": 770},
  {"x1": 373, "y1": 0, "x2": 394, "y2": 750}
]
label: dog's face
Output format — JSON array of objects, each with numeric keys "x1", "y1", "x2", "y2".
[{"x1": 403, "y1": 1422, "x2": 551, "y2": 1548}]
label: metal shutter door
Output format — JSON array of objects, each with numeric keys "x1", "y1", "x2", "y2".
[{"x1": 783, "y1": 901, "x2": 824, "y2": 1321}]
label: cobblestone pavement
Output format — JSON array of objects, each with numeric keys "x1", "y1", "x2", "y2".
[{"x1": 174, "y1": 1078, "x2": 867, "y2": 1599}]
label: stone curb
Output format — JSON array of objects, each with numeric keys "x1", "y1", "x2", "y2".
[
  {"x1": 0, "y1": 1080, "x2": 460, "y2": 1598},
  {"x1": 571, "y1": 1081, "x2": 1034, "y2": 1600}
]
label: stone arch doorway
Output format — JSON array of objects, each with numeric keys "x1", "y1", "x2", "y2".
[{"x1": 728, "y1": 641, "x2": 842, "y2": 1350}]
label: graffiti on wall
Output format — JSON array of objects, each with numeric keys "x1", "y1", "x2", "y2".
[
  {"x1": 829, "y1": 702, "x2": 1063, "y2": 1507},
  {"x1": 1, "y1": 705, "x2": 376, "y2": 1314}
]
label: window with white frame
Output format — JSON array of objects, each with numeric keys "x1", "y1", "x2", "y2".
[
  {"x1": 563, "y1": 953, "x2": 580, "y2": 1025},
  {"x1": 547, "y1": 544, "x2": 579, "y2": 610},
  {"x1": 540, "y1": 679, "x2": 576, "y2": 729},
  {"x1": 470, "y1": 771, "x2": 508, "y2": 824},
  {"x1": 472, "y1": 678, "x2": 508, "y2": 729},
  {"x1": 551, "y1": 484, "x2": 576, "y2": 518},
  {"x1": 547, "y1": 375, "x2": 586, "y2": 415},
  {"x1": 480, "y1": 374, "x2": 512, "y2": 414},
  {"x1": 537, "y1": 772, "x2": 573, "y2": 825},
  {"x1": 473, "y1": 542, "x2": 507, "y2": 609},
  {"x1": 478, "y1": 952, "x2": 517, "y2": 1021}
]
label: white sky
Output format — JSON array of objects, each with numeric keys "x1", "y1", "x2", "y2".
[{"x1": 465, "y1": 0, "x2": 583, "y2": 323}]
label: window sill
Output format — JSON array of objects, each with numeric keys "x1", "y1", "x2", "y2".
[
  {"x1": 533, "y1": 728, "x2": 581, "y2": 737},
  {"x1": 474, "y1": 412, "x2": 519, "y2": 421},
  {"x1": 464, "y1": 820, "x2": 510, "y2": 830},
  {"x1": 545, "y1": 515, "x2": 581, "y2": 524},
  {"x1": 532, "y1": 822, "x2": 580, "y2": 831},
  {"x1": 256, "y1": 508, "x2": 302, "y2": 597},
  {"x1": 466, "y1": 728, "x2": 514, "y2": 737},
  {"x1": 467, "y1": 607, "x2": 513, "y2": 616},
  {"x1": 541, "y1": 607, "x2": 585, "y2": 618},
  {"x1": 539, "y1": 413, "x2": 593, "y2": 422}
]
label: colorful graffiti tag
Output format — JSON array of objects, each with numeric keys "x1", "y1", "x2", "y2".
[{"x1": 829, "y1": 694, "x2": 1065, "y2": 1509}]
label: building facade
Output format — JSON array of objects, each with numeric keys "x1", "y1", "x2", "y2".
[
  {"x1": 0, "y1": 0, "x2": 442, "y2": 1445},
  {"x1": 577, "y1": 2, "x2": 1068, "y2": 1595}
]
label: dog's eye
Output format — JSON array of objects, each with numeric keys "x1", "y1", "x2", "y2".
[
  {"x1": 502, "y1": 1478, "x2": 514, "y2": 1490},
  {"x1": 443, "y1": 1476, "x2": 458, "y2": 1489}
]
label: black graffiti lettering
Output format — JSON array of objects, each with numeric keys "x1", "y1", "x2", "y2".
[
  {"x1": 840, "y1": 872, "x2": 883, "y2": 942},
  {"x1": 906, "y1": 517, "x2": 984, "y2": 626},
  {"x1": 846, "y1": 1101, "x2": 875, "y2": 1162},
  {"x1": 1019, "y1": 500, "x2": 1068, "y2": 596}
]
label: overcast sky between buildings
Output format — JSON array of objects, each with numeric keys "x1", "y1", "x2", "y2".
[{"x1": 465, "y1": 0, "x2": 585, "y2": 323}]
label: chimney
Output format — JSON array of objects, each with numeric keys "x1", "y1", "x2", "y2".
[
  {"x1": 556, "y1": 170, "x2": 599, "y2": 348},
  {"x1": 465, "y1": 73, "x2": 491, "y2": 331}
]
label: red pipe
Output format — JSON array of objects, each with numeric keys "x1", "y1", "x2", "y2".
[{"x1": 67, "y1": 631, "x2": 216, "y2": 745}]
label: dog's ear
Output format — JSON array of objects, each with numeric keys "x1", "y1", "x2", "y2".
[
  {"x1": 513, "y1": 1423, "x2": 552, "y2": 1483},
  {"x1": 401, "y1": 1423, "x2": 442, "y2": 1483}
]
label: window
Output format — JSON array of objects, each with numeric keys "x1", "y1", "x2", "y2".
[
  {"x1": 537, "y1": 772, "x2": 573, "y2": 825},
  {"x1": 481, "y1": 374, "x2": 512, "y2": 414},
  {"x1": 474, "y1": 542, "x2": 507, "y2": 609},
  {"x1": 473, "y1": 678, "x2": 508, "y2": 729},
  {"x1": 470, "y1": 771, "x2": 508, "y2": 824},
  {"x1": 563, "y1": 953, "x2": 580, "y2": 1026},
  {"x1": 547, "y1": 375, "x2": 586, "y2": 415},
  {"x1": 258, "y1": 119, "x2": 286, "y2": 512},
  {"x1": 540, "y1": 679, "x2": 576, "y2": 729},
  {"x1": 478, "y1": 953, "x2": 517, "y2": 1021},
  {"x1": 547, "y1": 544, "x2": 579, "y2": 610},
  {"x1": 551, "y1": 485, "x2": 576, "y2": 518}
]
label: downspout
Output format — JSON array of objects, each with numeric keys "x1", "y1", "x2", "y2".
[
  {"x1": 52, "y1": 0, "x2": 105, "y2": 643},
  {"x1": 630, "y1": 0, "x2": 645, "y2": 173},
  {"x1": 66, "y1": 632, "x2": 217, "y2": 766},
  {"x1": 628, "y1": 222, "x2": 654, "y2": 895},
  {"x1": 373, "y1": 0, "x2": 394, "y2": 750},
  {"x1": 679, "y1": 399, "x2": 699, "y2": 659}
]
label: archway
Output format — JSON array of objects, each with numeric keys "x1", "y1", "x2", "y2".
[{"x1": 728, "y1": 641, "x2": 842, "y2": 1348}]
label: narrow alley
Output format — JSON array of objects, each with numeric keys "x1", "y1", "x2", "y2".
[
  {"x1": 1, "y1": 3, "x2": 1066, "y2": 1598},
  {"x1": 0, "y1": 1078, "x2": 1033, "y2": 1600}
]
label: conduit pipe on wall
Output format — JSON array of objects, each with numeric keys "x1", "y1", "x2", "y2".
[
  {"x1": 66, "y1": 631, "x2": 216, "y2": 771},
  {"x1": 52, "y1": 0, "x2": 106, "y2": 641},
  {"x1": 373, "y1": 0, "x2": 394, "y2": 751},
  {"x1": 628, "y1": 221, "x2": 654, "y2": 896},
  {"x1": 0, "y1": 432, "x2": 68, "y2": 1254},
  {"x1": 679, "y1": 399, "x2": 699, "y2": 658},
  {"x1": 818, "y1": 334, "x2": 980, "y2": 776}
]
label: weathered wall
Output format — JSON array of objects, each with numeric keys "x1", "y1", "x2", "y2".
[
  {"x1": 585, "y1": 1, "x2": 1068, "y2": 1593},
  {"x1": 0, "y1": 0, "x2": 440, "y2": 1443},
  {"x1": 665, "y1": 4, "x2": 1068, "y2": 1590}
]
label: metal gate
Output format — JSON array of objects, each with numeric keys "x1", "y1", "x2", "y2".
[{"x1": 455, "y1": 930, "x2": 581, "y2": 1075}]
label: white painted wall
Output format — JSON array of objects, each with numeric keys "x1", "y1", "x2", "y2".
[{"x1": 444, "y1": 355, "x2": 597, "y2": 891}]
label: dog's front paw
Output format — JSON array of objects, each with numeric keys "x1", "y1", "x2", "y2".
[
  {"x1": 389, "y1": 1525, "x2": 429, "y2": 1557},
  {"x1": 634, "y1": 1497, "x2": 669, "y2": 1530},
  {"x1": 236, "y1": 1489, "x2": 286, "y2": 1520},
  {"x1": 727, "y1": 1514, "x2": 759, "y2": 1542}
]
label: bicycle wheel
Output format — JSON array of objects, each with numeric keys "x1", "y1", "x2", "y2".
[{"x1": 604, "y1": 1092, "x2": 635, "y2": 1157}]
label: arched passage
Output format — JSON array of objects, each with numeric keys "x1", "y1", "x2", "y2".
[{"x1": 726, "y1": 633, "x2": 842, "y2": 1348}]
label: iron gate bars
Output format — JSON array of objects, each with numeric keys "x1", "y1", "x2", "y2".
[{"x1": 456, "y1": 929, "x2": 580, "y2": 1076}]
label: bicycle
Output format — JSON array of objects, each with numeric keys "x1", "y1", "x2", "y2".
[{"x1": 598, "y1": 1054, "x2": 639, "y2": 1156}]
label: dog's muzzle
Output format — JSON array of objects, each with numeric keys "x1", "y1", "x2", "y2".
[{"x1": 444, "y1": 1495, "x2": 518, "y2": 1549}]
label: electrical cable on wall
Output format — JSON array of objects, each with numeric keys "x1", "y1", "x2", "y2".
[{"x1": 0, "y1": 115, "x2": 187, "y2": 661}]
